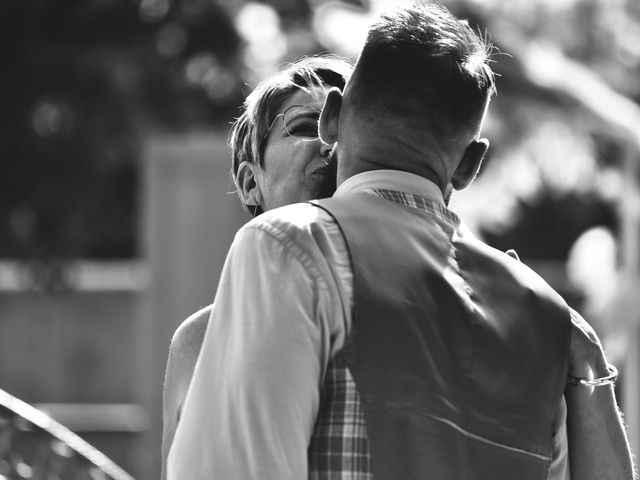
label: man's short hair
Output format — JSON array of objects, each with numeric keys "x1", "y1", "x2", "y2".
[
  {"x1": 229, "y1": 56, "x2": 352, "y2": 214},
  {"x1": 347, "y1": 1, "x2": 495, "y2": 137}
]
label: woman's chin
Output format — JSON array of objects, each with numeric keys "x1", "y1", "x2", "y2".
[{"x1": 309, "y1": 168, "x2": 337, "y2": 199}]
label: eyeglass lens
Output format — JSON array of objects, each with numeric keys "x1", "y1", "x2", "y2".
[{"x1": 282, "y1": 106, "x2": 321, "y2": 141}]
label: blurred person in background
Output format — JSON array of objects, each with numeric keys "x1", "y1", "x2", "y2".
[
  {"x1": 160, "y1": 55, "x2": 352, "y2": 480},
  {"x1": 168, "y1": 2, "x2": 633, "y2": 479}
]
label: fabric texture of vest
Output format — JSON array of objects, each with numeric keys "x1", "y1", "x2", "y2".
[{"x1": 310, "y1": 192, "x2": 571, "y2": 480}]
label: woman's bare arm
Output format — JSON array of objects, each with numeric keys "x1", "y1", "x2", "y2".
[
  {"x1": 161, "y1": 306, "x2": 211, "y2": 480},
  {"x1": 565, "y1": 308, "x2": 635, "y2": 480}
]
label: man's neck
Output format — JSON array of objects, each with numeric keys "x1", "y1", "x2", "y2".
[
  {"x1": 335, "y1": 118, "x2": 456, "y2": 186},
  {"x1": 336, "y1": 141, "x2": 447, "y2": 193},
  {"x1": 335, "y1": 170, "x2": 445, "y2": 205}
]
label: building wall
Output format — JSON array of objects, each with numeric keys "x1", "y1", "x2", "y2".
[
  {"x1": 135, "y1": 131, "x2": 246, "y2": 479},
  {"x1": 0, "y1": 131, "x2": 247, "y2": 479},
  {"x1": 0, "y1": 290, "x2": 141, "y2": 474}
]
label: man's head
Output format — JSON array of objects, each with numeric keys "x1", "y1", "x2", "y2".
[
  {"x1": 230, "y1": 56, "x2": 352, "y2": 215},
  {"x1": 320, "y1": 1, "x2": 495, "y2": 195}
]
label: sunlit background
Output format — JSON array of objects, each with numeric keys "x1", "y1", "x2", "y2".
[{"x1": 1, "y1": 0, "x2": 639, "y2": 478}]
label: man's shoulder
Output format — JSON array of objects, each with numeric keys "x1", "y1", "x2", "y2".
[
  {"x1": 460, "y1": 228, "x2": 569, "y2": 308},
  {"x1": 231, "y1": 201, "x2": 346, "y2": 275},
  {"x1": 241, "y1": 201, "x2": 334, "y2": 238}
]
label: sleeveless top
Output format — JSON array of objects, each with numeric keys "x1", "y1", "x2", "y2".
[{"x1": 308, "y1": 192, "x2": 570, "y2": 480}]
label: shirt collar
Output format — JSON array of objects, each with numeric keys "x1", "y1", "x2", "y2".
[{"x1": 335, "y1": 170, "x2": 444, "y2": 204}]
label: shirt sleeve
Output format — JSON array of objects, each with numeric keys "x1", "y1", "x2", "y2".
[{"x1": 167, "y1": 221, "x2": 340, "y2": 480}]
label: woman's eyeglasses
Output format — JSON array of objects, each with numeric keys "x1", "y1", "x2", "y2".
[{"x1": 262, "y1": 105, "x2": 322, "y2": 144}]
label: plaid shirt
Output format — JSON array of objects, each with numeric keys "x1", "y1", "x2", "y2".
[
  {"x1": 308, "y1": 356, "x2": 372, "y2": 480},
  {"x1": 307, "y1": 189, "x2": 457, "y2": 479}
]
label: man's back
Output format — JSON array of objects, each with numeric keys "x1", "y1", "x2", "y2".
[
  {"x1": 315, "y1": 192, "x2": 571, "y2": 479},
  {"x1": 169, "y1": 171, "x2": 573, "y2": 479}
]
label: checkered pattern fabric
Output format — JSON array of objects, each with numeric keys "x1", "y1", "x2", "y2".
[
  {"x1": 308, "y1": 357, "x2": 372, "y2": 479},
  {"x1": 366, "y1": 189, "x2": 460, "y2": 227},
  {"x1": 307, "y1": 189, "x2": 455, "y2": 479}
]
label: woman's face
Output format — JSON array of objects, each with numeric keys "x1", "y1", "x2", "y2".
[{"x1": 256, "y1": 87, "x2": 336, "y2": 211}]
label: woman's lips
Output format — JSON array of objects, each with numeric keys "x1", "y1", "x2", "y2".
[
  {"x1": 311, "y1": 163, "x2": 331, "y2": 175},
  {"x1": 310, "y1": 154, "x2": 336, "y2": 176},
  {"x1": 309, "y1": 158, "x2": 337, "y2": 197}
]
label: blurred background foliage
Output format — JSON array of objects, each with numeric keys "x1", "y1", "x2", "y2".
[
  {"x1": 457, "y1": 0, "x2": 640, "y2": 262},
  {"x1": 1, "y1": 0, "x2": 639, "y2": 264}
]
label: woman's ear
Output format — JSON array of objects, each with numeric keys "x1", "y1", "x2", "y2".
[
  {"x1": 319, "y1": 88, "x2": 343, "y2": 145},
  {"x1": 236, "y1": 161, "x2": 263, "y2": 208},
  {"x1": 451, "y1": 138, "x2": 489, "y2": 191}
]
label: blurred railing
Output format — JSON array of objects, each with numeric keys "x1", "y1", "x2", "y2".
[{"x1": 0, "y1": 388, "x2": 134, "y2": 480}]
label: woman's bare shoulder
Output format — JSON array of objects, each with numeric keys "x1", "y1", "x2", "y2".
[
  {"x1": 170, "y1": 305, "x2": 212, "y2": 356},
  {"x1": 162, "y1": 305, "x2": 212, "y2": 480},
  {"x1": 164, "y1": 304, "x2": 212, "y2": 418}
]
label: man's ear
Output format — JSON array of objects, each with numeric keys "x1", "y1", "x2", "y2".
[
  {"x1": 319, "y1": 87, "x2": 343, "y2": 145},
  {"x1": 236, "y1": 161, "x2": 263, "y2": 208},
  {"x1": 451, "y1": 138, "x2": 489, "y2": 191}
]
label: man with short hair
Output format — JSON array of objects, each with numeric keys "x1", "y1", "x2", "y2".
[{"x1": 169, "y1": 3, "x2": 633, "y2": 479}]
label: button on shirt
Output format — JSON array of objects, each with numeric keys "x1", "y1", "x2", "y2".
[{"x1": 167, "y1": 170, "x2": 568, "y2": 480}]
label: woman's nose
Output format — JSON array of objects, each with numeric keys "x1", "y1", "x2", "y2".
[{"x1": 319, "y1": 142, "x2": 334, "y2": 158}]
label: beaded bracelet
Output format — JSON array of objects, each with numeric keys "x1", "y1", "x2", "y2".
[{"x1": 567, "y1": 364, "x2": 618, "y2": 387}]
